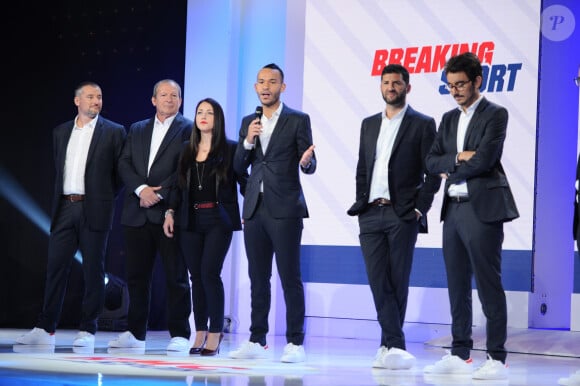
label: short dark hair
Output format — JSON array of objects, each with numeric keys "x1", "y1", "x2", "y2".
[
  {"x1": 381, "y1": 64, "x2": 409, "y2": 84},
  {"x1": 262, "y1": 63, "x2": 284, "y2": 82},
  {"x1": 75, "y1": 81, "x2": 101, "y2": 97},
  {"x1": 444, "y1": 52, "x2": 482, "y2": 82}
]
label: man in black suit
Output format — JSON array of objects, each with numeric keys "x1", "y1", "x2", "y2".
[
  {"x1": 347, "y1": 64, "x2": 441, "y2": 369},
  {"x1": 15, "y1": 81, "x2": 126, "y2": 347},
  {"x1": 109, "y1": 79, "x2": 192, "y2": 354},
  {"x1": 229, "y1": 63, "x2": 316, "y2": 363},
  {"x1": 424, "y1": 52, "x2": 519, "y2": 380}
]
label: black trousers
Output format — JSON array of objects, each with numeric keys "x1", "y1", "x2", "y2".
[
  {"x1": 243, "y1": 197, "x2": 305, "y2": 346},
  {"x1": 358, "y1": 205, "x2": 418, "y2": 350},
  {"x1": 38, "y1": 199, "x2": 108, "y2": 334},
  {"x1": 123, "y1": 222, "x2": 191, "y2": 340},
  {"x1": 179, "y1": 208, "x2": 233, "y2": 333},
  {"x1": 443, "y1": 201, "x2": 507, "y2": 363}
]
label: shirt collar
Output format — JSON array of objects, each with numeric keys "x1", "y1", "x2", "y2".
[
  {"x1": 73, "y1": 115, "x2": 98, "y2": 131},
  {"x1": 271, "y1": 102, "x2": 283, "y2": 119},
  {"x1": 155, "y1": 113, "x2": 177, "y2": 127},
  {"x1": 382, "y1": 103, "x2": 408, "y2": 120},
  {"x1": 457, "y1": 95, "x2": 484, "y2": 114}
]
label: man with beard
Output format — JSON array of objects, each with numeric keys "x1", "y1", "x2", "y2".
[
  {"x1": 347, "y1": 64, "x2": 441, "y2": 369},
  {"x1": 15, "y1": 81, "x2": 125, "y2": 347}
]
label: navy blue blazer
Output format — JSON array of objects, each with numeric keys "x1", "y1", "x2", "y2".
[
  {"x1": 425, "y1": 97, "x2": 519, "y2": 223},
  {"x1": 233, "y1": 104, "x2": 316, "y2": 220},
  {"x1": 51, "y1": 116, "x2": 126, "y2": 231},
  {"x1": 168, "y1": 140, "x2": 247, "y2": 231},
  {"x1": 118, "y1": 113, "x2": 193, "y2": 226},
  {"x1": 347, "y1": 106, "x2": 441, "y2": 233}
]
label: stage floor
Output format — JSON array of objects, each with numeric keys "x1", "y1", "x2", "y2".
[{"x1": 0, "y1": 328, "x2": 579, "y2": 385}]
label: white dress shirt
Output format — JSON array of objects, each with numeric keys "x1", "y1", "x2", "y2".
[
  {"x1": 368, "y1": 105, "x2": 407, "y2": 202},
  {"x1": 243, "y1": 103, "x2": 283, "y2": 192},
  {"x1": 135, "y1": 114, "x2": 176, "y2": 197},
  {"x1": 448, "y1": 95, "x2": 483, "y2": 197},
  {"x1": 62, "y1": 115, "x2": 97, "y2": 195}
]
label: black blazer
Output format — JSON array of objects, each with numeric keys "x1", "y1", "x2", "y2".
[
  {"x1": 233, "y1": 104, "x2": 316, "y2": 220},
  {"x1": 347, "y1": 106, "x2": 441, "y2": 233},
  {"x1": 168, "y1": 140, "x2": 248, "y2": 231},
  {"x1": 51, "y1": 116, "x2": 126, "y2": 231},
  {"x1": 118, "y1": 113, "x2": 193, "y2": 226},
  {"x1": 425, "y1": 97, "x2": 519, "y2": 223}
]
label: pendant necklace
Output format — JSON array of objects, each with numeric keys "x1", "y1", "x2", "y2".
[{"x1": 195, "y1": 162, "x2": 205, "y2": 191}]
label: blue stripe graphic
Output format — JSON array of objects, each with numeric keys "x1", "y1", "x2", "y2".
[{"x1": 301, "y1": 245, "x2": 533, "y2": 291}]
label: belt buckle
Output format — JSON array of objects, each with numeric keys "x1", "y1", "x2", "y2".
[
  {"x1": 65, "y1": 194, "x2": 81, "y2": 202},
  {"x1": 193, "y1": 203, "x2": 199, "y2": 209},
  {"x1": 377, "y1": 198, "x2": 390, "y2": 206}
]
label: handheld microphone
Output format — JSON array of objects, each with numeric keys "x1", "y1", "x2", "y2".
[
  {"x1": 255, "y1": 106, "x2": 263, "y2": 122},
  {"x1": 253, "y1": 106, "x2": 263, "y2": 144}
]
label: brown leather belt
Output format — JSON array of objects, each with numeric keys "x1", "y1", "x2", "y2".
[
  {"x1": 449, "y1": 195, "x2": 469, "y2": 203},
  {"x1": 193, "y1": 202, "x2": 218, "y2": 209},
  {"x1": 370, "y1": 198, "x2": 392, "y2": 206},
  {"x1": 62, "y1": 194, "x2": 85, "y2": 202}
]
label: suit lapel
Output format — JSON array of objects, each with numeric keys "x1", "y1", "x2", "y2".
[
  {"x1": 448, "y1": 110, "x2": 460, "y2": 153},
  {"x1": 85, "y1": 118, "x2": 103, "y2": 168},
  {"x1": 366, "y1": 115, "x2": 381, "y2": 187},
  {"x1": 153, "y1": 118, "x2": 181, "y2": 165},
  {"x1": 391, "y1": 106, "x2": 414, "y2": 154},
  {"x1": 263, "y1": 108, "x2": 287, "y2": 157},
  {"x1": 463, "y1": 97, "x2": 488, "y2": 149},
  {"x1": 57, "y1": 125, "x2": 74, "y2": 176},
  {"x1": 141, "y1": 119, "x2": 154, "y2": 170}
]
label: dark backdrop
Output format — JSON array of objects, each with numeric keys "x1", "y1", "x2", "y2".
[{"x1": 0, "y1": 0, "x2": 188, "y2": 330}]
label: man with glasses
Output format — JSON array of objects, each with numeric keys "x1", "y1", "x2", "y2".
[{"x1": 424, "y1": 52, "x2": 519, "y2": 381}]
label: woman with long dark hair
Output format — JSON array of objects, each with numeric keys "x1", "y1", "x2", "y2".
[{"x1": 163, "y1": 97, "x2": 247, "y2": 356}]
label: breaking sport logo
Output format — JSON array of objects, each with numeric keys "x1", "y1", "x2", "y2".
[{"x1": 371, "y1": 41, "x2": 522, "y2": 93}]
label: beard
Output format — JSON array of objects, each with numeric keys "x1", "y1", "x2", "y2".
[{"x1": 383, "y1": 91, "x2": 406, "y2": 107}]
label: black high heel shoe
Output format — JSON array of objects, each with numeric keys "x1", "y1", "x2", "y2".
[
  {"x1": 200, "y1": 333, "x2": 224, "y2": 357},
  {"x1": 189, "y1": 333, "x2": 207, "y2": 355}
]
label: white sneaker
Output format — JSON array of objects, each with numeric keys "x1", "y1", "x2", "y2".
[
  {"x1": 372, "y1": 346, "x2": 388, "y2": 368},
  {"x1": 108, "y1": 331, "x2": 145, "y2": 348},
  {"x1": 559, "y1": 369, "x2": 580, "y2": 386},
  {"x1": 166, "y1": 337, "x2": 190, "y2": 353},
  {"x1": 472, "y1": 355, "x2": 509, "y2": 380},
  {"x1": 423, "y1": 351, "x2": 473, "y2": 374},
  {"x1": 228, "y1": 341, "x2": 268, "y2": 359},
  {"x1": 280, "y1": 343, "x2": 306, "y2": 363},
  {"x1": 383, "y1": 347, "x2": 416, "y2": 370},
  {"x1": 15, "y1": 328, "x2": 55, "y2": 345},
  {"x1": 73, "y1": 331, "x2": 95, "y2": 347}
]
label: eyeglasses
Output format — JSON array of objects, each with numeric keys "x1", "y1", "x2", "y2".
[
  {"x1": 575, "y1": 77, "x2": 580, "y2": 87},
  {"x1": 445, "y1": 80, "x2": 471, "y2": 92}
]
